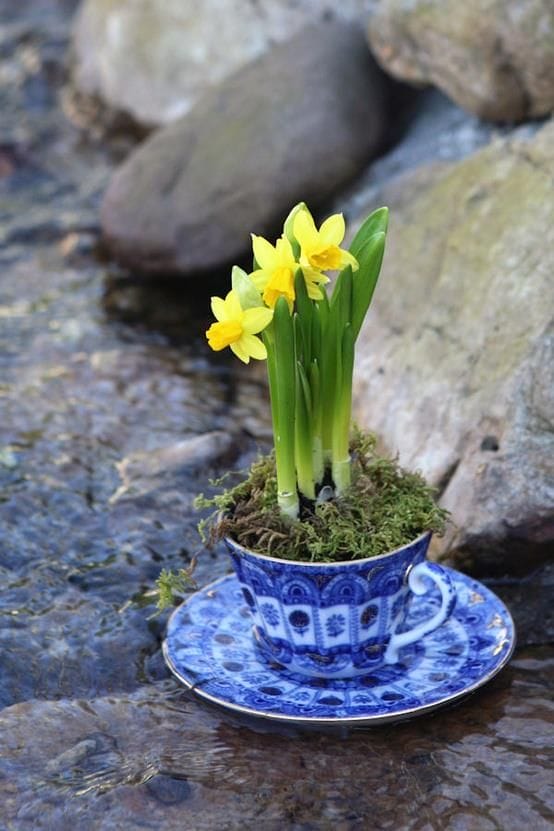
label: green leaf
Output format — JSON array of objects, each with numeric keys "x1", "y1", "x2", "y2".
[
  {"x1": 311, "y1": 304, "x2": 322, "y2": 365},
  {"x1": 340, "y1": 322, "x2": 355, "y2": 407},
  {"x1": 330, "y1": 264, "x2": 353, "y2": 329},
  {"x1": 231, "y1": 265, "x2": 262, "y2": 309},
  {"x1": 297, "y1": 360, "x2": 312, "y2": 419},
  {"x1": 318, "y1": 289, "x2": 330, "y2": 325},
  {"x1": 294, "y1": 267, "x2": 311, "y2": 319},
  {"x1": 309, "y1": 358, "x2": 323, "y2": 485},
  {"x1": 320, "y1": 297, "x2": 339, "y2": 457},
  {"x1": 349, "y1": 206, "x2": 389, "y2": 260},
  {"x1": 273, "y1": 298, "x2": 296, "y2": 416},
  {"x1": 293, "y1": 313, "x2": 307, "y2": 365},
  {"x1": 351, "y1": 231, "x2": 386, "y2": 341},
  {"x1": 263, "y1": 324, "x2": 279, "y2": 438},
  {"x1": 309, "y1": 358, "x2": 320, "y2": 429},
  {"x1": 294, "y1": 268, "x2": 312, "y2": 366},
  {"x1": 332, "y1": 322, "x2": 355, "y2": 494},
  {"x1": 295, "y1": 360, "x2": 315, "y2": 499},
  {"x1": 272, "y1": 297, "x2": 297, "y2": 513}
]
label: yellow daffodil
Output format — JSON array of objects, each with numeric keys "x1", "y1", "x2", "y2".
[
  {"x1": 206, "y1": 289, "x2": 273, "y2": 363},
  {"x1": 293, "y1": 210, "x2": 359, "y2": 274},
  {"x1": 300, "y1": 262, "x2": 330, "y2": 302},
  {"x1": 250, "y1": 234, "x2": 329, "y2": 306},
  {"x1": 250, "y1": 235, "x2": 297, "y2": 309}
]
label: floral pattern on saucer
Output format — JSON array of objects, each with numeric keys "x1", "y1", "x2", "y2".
[{"x1": 163, "y1": 569, "x2": 515, "y2": 725}]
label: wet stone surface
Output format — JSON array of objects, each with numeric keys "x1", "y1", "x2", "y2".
[
  {"x1": 1, "y1": 654, "x2": 553, "y2": 830},
  {"x1": 0, "y1": 3, "x2": 553, "y2": 830},
  {"x1": 0, "y1": 0, "x2": 270, "y2": 709}
]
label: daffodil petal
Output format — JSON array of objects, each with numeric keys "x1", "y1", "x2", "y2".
[
  {"x1": 240, "y1": 333, "x2": 267, "y2": 360},
  {"x1": 224, "y1": 289, "x2": 243, "y2": 319},
  {"x1": 283, "y1": 202, "x2": 307, "y2": 246},
  {"x1": 319, "y1": 213, "x2": 345, "y2": 246},
  {"x1": 339, "y1": 249, "x2": 359, "y2": 271},
  {"x1": 210, "y1": 296, "x2": 227, "y2": 321},
  {"x1": 250, "y1": 269, "x2": 268, "y2": 290},
  {"x1": 206, "y1": 320, "x2": 242, "y2": 350},
  {"x1": 242, "y1": 306, "x2": 273, "y2": 335},
  {"x1": 305, "y1": 281, "x2": 325, "y2": 301},
  {"x1": 232, "y1": 265, "x2": 263, "y2": 309},
  {"x1": 275, "y1": 236, "x2": 295, "y2": 267},
  {"x1": 303, "y1": 266, "x2": 329, "y2": 286},
  {"x1": 302, "y1": 266, "x2": 329, "y2": 300},
  {"x1": 230, "y1": 341, "x2": 250, "y2": 363},
  {"x1": 251, "y1": 235, "x2": 276, "y2": 270},
  {"x1": 293, "y1": 209, "x2": 319, "y2": 249}
]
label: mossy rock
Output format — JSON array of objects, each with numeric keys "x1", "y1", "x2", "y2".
[{"x1": 352, "y1": 121, "x2": 554, "y2": 574}]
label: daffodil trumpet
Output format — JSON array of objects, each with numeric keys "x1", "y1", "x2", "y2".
[{"x1": 205, "y1": 203, "x2": 389, "y2": 520}]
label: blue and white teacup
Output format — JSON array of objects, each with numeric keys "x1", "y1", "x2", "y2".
[{"x1": 225, "y1": 532, "x2": 456, "y2": 678}]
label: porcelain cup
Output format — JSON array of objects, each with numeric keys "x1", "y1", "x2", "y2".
[{"x1": 225, "y1": 532, "x2": 456, "y2": 678}]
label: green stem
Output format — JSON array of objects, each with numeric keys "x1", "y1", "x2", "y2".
[
  {"x1": 263, "y1": 325, "x2": 279, "y2": 446},
  {"x1": 332, "y1": 456, "x2": 351, "y2": 494},
  {"x1": 309, "y1": 359, "x2": 323, "y2": 487},
  {"x1": 272, "y1": 298, "x2": 299, "y2": 520},
  {"x1": 295, "y1": 361, "x2": 315, "y2": 500},
  {"x1": 320, "y1": 293, "x2": 336, "y2": 463},
  {"x1": 332, "y1": 323, "x2": 354, "y2": 495}
]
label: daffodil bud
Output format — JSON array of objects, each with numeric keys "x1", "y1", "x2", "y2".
[
  {"x1": 283, "y1": 202, "x2": 309, "y2": 258},
  {"x1": 231, "y1": 265, "x2": 262, "y2": 310}
]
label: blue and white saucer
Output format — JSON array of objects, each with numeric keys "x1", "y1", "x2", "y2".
[{"x1": 163, "y1": 569, "x2": 515, "y2": 726}]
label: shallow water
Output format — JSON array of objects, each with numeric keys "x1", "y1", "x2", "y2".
[
  {"x1": 0, "y1": 3, "x2": 553, "y2": 829},
  {"x1": 1, "y1": 653, "x2": 553, "y2": 830}
]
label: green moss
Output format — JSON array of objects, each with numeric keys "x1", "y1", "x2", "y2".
[
  {"x1": 153, "y1": 565, "x2": 197, "y2": 613},
  {"x1": 196, "y1": 428, "x2": 449, "y2": 563}
]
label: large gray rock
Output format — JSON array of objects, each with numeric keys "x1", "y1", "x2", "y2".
[
  {"x1": 72, "y1": 0, "x2": 374, "y2": 127},
  {"x1": 101, "y1": 22, "x2": 392, "y2": 274},
  {"x1": 352, "y1": 121, "x2": 554, "y2": 574},
  {"x1": 367, "y1": 0, "x2": 554, "y2": 122}
]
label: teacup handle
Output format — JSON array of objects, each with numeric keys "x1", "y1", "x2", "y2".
[{"x1": 384, "y1": 562, "x2": 456, "y2": 664}]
